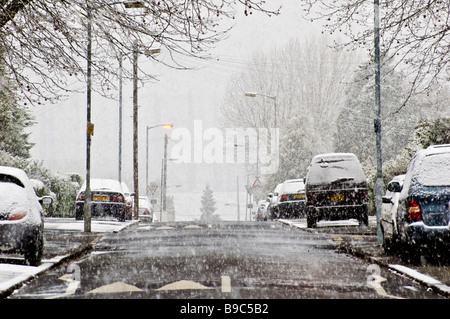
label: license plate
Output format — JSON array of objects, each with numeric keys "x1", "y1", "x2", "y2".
[
  {"x1": 330, "y1": 194, "x2": 345, "y2": 202},
  {"x1": 93, "y1": 195, "x2": 109, "y2": 201},
  {"x1": 293, "y1": 194, "x2": 305, "y2": 199}
]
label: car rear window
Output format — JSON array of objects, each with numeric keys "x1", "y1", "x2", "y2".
[
  {"x1": 414, "y1": 152, "x2": 450, "y2": 186},
  {"x1": 0, "y1": 174, "x2": 25, "y2": 188},
  {"x1": 307, "y1": 159, "x2": 366, "y2": 185},
  {"x1": 281, "y1": 181, "x2": 304, "y2": 193}
]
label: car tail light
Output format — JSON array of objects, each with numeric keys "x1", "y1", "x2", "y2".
[
  {"x1": 77, "y1": 192, "x2": 85, "y2": 201},
  {"x1": 280, "y1": 194, "x2": 288, "y2": 202},
  {"x1": 111, "y1": 194, "x2": 125, "y2": 203},
  {"x1": 408, "y1": 199, "x2": 422, "y2": 222},
  {"x1": 8, "y1": 211, "x2": 27, "y2": 221}
]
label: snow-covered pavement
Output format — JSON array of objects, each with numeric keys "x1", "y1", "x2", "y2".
[{"x1": 44, "y1": 218, "x2": 138, "y2": 233}]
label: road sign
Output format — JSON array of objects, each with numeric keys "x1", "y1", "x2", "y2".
[
  {"x1": 252, "y1": 177, "x2": 263, "y2": 189},
  {"x1": 87, "y1": 122, "x2": 94, "y2": 136},
  {"x1": 148, "y1": 184, "x2": 158, "y2": 195}
]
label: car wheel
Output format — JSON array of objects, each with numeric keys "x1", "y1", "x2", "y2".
[
  {"x1": 381, "y1": 225, "x2": 392, "y2": 253},
  {"x1": 359, "y1": 211, "x2": 369, "y2": 227},
  {"x1": 24, "y1": 231, "x2": 44, "y2": 266},
  {"x1": 399, "y1": 242, "x2": 421, "y2": 265},
  {"x1": 306, "y1": 208, "x2": 317, "y2": 228},
  {"x1": 75, "y1": 208, "x2": 83, "y2": 220}
]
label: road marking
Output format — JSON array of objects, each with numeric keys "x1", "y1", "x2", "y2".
[
  {"x1": 330, "y1": 234, "x2": 343, "y2": 244},
  {"x1": 184, "y1": 225, "x2": 202, "y2": 229},
  {"x1": 156, "y1": 226, "x2": 175, "y2": 230},
  {"x1": 88, "y1": 282, "x2": 142, "y2": 294},
  {"x1": 221, "y1": 276, "x2": 231, "y2": 293},
  {"x1": 46, "y1": 273, "x2": 80, "y2": 299},
  {"x1": 367, "y1": 274, "x2": 404, "y2": 299},
  {"x1": 155, "y1": 280, "x2": 212, "y2": 291}
]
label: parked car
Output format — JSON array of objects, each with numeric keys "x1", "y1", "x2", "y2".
[
  {"x1": 0, "y1": 166, "x2": 52, "y2": 265},
  {"x1": 380, "y1": 174, "x2": 405, "y2": 251},
  {"x1": 305, "y1": 153, "x2": 369, "y2": 228},
  {"x1": 75, "y1": 178, "x2": 127, "y2": 222},
  {"x1": 138, "y1": 196, "x2": 154, "y2": 221},
  {"x1": 273, "y1": 179, "x2": 306, "y2": 219},
  {"x1": 394, "y1": 144, "x2": 450, "y2": 263},
  {"x1": 255, "y1": 200, "x2": 269, "y2": 221},
  {"x1": 267, "y1": 183, "x2": 283, "y2": 219}
]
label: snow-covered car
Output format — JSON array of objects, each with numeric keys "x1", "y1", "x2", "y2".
[
  {"x1": 305, "y1": 153, "x2": 369, "y2": 228},
  {"x1": 267, "y1": 183, "x2": 283, "y2": 219},
  {"x1": 395, "y1": 144, "x2": 450, "y2": 262},
  {"x1": 255, "y1": 200, "x2": 269, "y2": 221},
  {"x1": 138, "y1": 196, "x2": 153, "y2": 221},
  {"x1": 272, "y1": 179, "x2": 306, "y2": 219},
  {"x1": 75, "y1": 179, "x2": 127, "y2": 222},
  {"x1": 0, "y1": 166, "x2": 52, "y2": 265},
  {"x1": 380, "y1": 174, "x2": 405, "y2": 251}
]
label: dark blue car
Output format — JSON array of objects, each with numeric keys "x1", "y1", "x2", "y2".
[{"x1": 396, "y1": 144, "x2": 450, "y2": 263}]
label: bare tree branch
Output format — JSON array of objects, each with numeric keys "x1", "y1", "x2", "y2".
[
  {"x1": 0, "y1": 0, "x2": 279, "y2": 104},
  {"x1": 300, "y1": 0, "x2": 450, "y2": 98}
]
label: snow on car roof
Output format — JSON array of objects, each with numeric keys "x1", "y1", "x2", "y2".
[
  {"x1": 79, "y1": 178, "x2": 124, "y2": 192},
  {"x1": 311, "y1": 153, "x2": 358, "y2": 163},
  {"x1": 414, "y1": 151, "x2": 450, "y2": 186}
]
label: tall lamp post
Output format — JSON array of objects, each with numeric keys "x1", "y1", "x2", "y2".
[
  {"x1": 146, "y1": 124, "x2": 173, "y2": 197},
  {"x1": 84, "y1": 0, "x2": 145, "y2": 232},
  {"x1": 374, "y1": 0, "x2": 384, "y2": 245},
  {"x1": 132, "y1": 47, "x2": 161, "y2": 219}
]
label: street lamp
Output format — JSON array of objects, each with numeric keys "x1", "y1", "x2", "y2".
[
  {"x1": 146, "y1": 124, "x2": 173, "y2": 198},
  {"x1": 132, "y1": 47, "x2": 161, "y2": 220},
  {"x1": 244, "y1": 91, "x2": 277, "y2": 127}
]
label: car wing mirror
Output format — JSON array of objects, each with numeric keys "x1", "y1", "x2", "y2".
[{"x1": 39, "y1": 195, "x2": 53, "y2": 206}]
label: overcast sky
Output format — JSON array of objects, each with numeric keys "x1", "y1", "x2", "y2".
[{"x1": 29, "y1": 0, "x2": 322, "y2": 194}]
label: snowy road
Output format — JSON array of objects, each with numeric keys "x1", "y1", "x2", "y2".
[{"x1": 8, "y1": 220, "x2": 445, "y2": 301}]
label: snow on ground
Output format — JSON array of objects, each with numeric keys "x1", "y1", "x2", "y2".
[
  {"x1": 44, "y1": 218, "x2": 138, "y2": 233},
  {"x1": 0, "y1": 262, "x2": 54, "y2": 294}
]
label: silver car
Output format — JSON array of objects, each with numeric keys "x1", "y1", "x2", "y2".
[
  {"x1": 0, "y1": 166, "x2": 52, "y2": 265},
  {"x1": 380, "y1": 174, "x2": 405, "y2": 251}
]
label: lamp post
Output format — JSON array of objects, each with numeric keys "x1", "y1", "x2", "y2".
[
  {"x1": 146, "y1": 124, "x2": 173, "y2": 197},
  {"x1": 132, "y1": 47, "x2": 161, "y2": 220},
  {"x1": 244, "y1": 92, "x2": 277, "y2": 127},
  {"x1": 374, "y1": 0, "x2": 384, "y2": 245},
  {"x1": 84, "y1": 1, "x2": 146, "y2": 231}
]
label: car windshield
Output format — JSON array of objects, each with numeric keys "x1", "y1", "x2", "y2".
[
  {"x1": 307, "y1": 159, "x2": 366, "y2": 185},
  {"x1": 414, "y1": 152, "x2": 450, "y2": 186}
]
